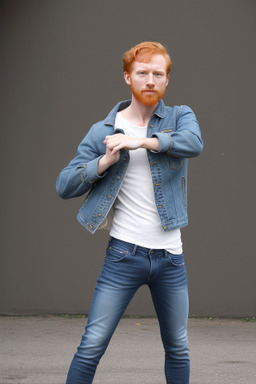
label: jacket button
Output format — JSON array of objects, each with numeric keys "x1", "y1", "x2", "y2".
[
  {"x1": 150, "y1": 124, "x2": 154, "y2": 128},
  {"x1": 163, "y1": 226, "x2": 167, "y2": 230},
  {"x1": 123, "y1": 157, "x2": 127, "y2": 161},
  {"x1": 116, "y1": 176, "x2": 120, "y2": 179},
  {"x1": 88, "y1": 224, "x2": 93, "y2": 230},
  {"x1": 98, "y1": 213, "x2": 102, "y2": 217},
  {"x1": 107, "y1": 194, "x2": 111, "y2": 198}
]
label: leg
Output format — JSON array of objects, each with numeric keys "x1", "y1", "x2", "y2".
[
  {"x1": 66, "y1": 238, "x2": 147, "y2": 384},
  {"x1": 148, "y1": 252, "x2": 190, "y2": 384}
]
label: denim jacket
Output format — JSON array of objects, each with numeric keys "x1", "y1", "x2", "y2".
[{"x1": 56, "y1": 99, "x2": 203, "y2": 234}]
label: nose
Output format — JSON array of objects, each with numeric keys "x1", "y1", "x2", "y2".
[{"x1": 146, "y1": 73, "x2": 155, "y2": 87}]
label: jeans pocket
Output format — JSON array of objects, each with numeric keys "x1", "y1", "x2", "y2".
[
  {"x1": 106, "y1": 244, "x2": 130, "y2": 262},
  {"x1": 168, "y1": 253, "x2": 185, "y2": 267}
]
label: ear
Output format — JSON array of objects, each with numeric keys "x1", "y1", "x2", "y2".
[
  {"x1": 124, "y1": 71, "x2": 131, "y2": 85},
  {"x1": 166, "y1": 74, "x2": 170, "y2": 87}
]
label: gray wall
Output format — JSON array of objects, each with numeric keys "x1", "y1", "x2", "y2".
[{"x1": 1, "y1": 0, "x2": 255, "y2": 317}]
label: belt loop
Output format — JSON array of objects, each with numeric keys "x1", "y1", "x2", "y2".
[
  {"x1": 164, "y1": 249, "x2": 168, "y2": 258},
  {"x1": 132, "y1": 244, "x2": 137, "y2": 256}
]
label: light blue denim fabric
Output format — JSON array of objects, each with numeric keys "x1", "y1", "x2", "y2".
[
  {"x1": 56, "y1": 99, "x2": 203, "y2": 234},
  {"x1": 66, "y1": 237, "x2": 189, "y2": 384}
]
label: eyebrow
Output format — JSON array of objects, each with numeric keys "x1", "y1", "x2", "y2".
[{"x1": 135, "y1": 69, "x2": 166, "y2": 74}]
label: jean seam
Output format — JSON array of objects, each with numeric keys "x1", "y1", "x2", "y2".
[{"x1": 150, "y1": 292, "x2": 171, "y2": 384}]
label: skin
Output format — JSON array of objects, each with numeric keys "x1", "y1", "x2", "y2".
[{"x1": 98, "y1": 54, "x2": 169, "y2": 175}]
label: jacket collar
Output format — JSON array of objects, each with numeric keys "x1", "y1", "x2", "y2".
[{"x1": 104, "y1": 99, "x2": 166, "y2": 126}]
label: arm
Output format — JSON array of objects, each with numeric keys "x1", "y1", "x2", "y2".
[
  {"x1": 97, "y1": 146, "x2": 120, "y2": 175},
  {"x1": 103, "y1": 135, "x2": 160, "y2": 154},
  {"x1": 56, "y1": 125, "x2": 108, "y2": 199},
  {"x1": 151, "y1": 105, "x2": 203, "y2": 158}
]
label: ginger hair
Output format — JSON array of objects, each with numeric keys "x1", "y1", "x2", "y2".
[{"x1": 122, "y1": 41, "x2": 172, "y2": 74}]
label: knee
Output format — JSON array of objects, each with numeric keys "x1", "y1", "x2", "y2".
[
  {"x1": 165, "y1": 333, "x2": 189, "y2": 360},
  {"x1": 76, "y1": 324, "x2": 110, "y2": 361}
]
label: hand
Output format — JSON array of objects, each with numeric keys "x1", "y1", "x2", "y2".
[
  {"x1": 104, "y1": 145, "x2": 120, "y2": 165},
  {"x1": 97, "y1": 146, "x2": 120, "y2": 175},
  {"x1": 104, "y1": 134, "x2": 145, "y2": 154},
  {"x1": 98, "y1": 134, "x2": 160, "y2": 175}
]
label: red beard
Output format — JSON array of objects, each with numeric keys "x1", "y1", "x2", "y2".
[{"x1": 130, "y1": 82, "x2": 166, "y2": 106}]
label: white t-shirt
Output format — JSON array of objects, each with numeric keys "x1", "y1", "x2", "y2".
[{"x1": 110, "y1": 111, "x2": 183, "y2": 254}]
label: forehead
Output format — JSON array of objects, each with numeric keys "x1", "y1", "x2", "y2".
[{"x1": 132, "y1": 54, "x2": 167, "y2": 72}]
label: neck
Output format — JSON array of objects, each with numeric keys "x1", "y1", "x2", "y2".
[{"x1": 121, "y1": 95, "x2": 158, "y2": 126}]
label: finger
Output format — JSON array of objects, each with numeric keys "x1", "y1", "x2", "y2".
[
  {"x1": 111, "y1": 145, "x2": 123, "y2": 154},
  {"x1": 106, "y1": 139, "x2": 122, "y2": 150},
  {"x1": 103, "y1": 135, "x2": 113, "y2": 144}
]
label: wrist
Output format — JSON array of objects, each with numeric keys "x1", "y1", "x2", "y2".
[
  {"x1": 98, "y1": 155, "x2": 110, "y2": 175},
  {"x1": 141, "y1": 137, "x2": 160, "y2": 151},
  {"x1": 102, "y1": 154, "x2": 117, "y2": 166}
]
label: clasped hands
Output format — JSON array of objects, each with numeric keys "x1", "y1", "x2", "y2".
[
  {"x1": 97, "y1": 133, "x2": 159, "y2": 175},
  {"x1": 104, "y1": 134, "x2": 145, "y2": 154}
]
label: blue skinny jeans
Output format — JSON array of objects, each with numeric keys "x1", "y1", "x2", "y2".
[{"x1": 66, "y1": 237, "x2": 190, "y2": 384}]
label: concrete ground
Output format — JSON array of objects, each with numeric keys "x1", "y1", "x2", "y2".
[{"x1": 0, "y1": 316, "x2": 255, "y2": 384}]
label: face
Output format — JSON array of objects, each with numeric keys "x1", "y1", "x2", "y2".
[{"x1": 124, "y1": 54, "x2": 169, "y2": 107}]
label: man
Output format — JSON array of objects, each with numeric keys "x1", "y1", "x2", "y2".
[{"x1": 56, "y1": 41, "x2": 203, "y2": 384}]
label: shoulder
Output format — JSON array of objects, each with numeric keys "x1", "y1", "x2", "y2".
[
  {"x1": 83, "y1": 100, "x2": 129, "y2": 140},
  {"x1": 164, "y1": 105, "x2": 198, "y2": 125},
  {"x1": 88, "y1": 120, "x2": 114, "y2": 141},
  {"x1": 165, "y1": 105, "x2": 196, "y2": 117}
]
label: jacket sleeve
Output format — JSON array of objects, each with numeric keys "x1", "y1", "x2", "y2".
[
  {"x1": 56, "y1": 125, "x2": 107, "y2": 199},
  {"x1": 151, "y1": 105, "x2": 203, "y2": 158}
]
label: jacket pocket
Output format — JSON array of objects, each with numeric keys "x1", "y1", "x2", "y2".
[{"x1": 163, "y1": 154, "x2": 184, "y2": 170}]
